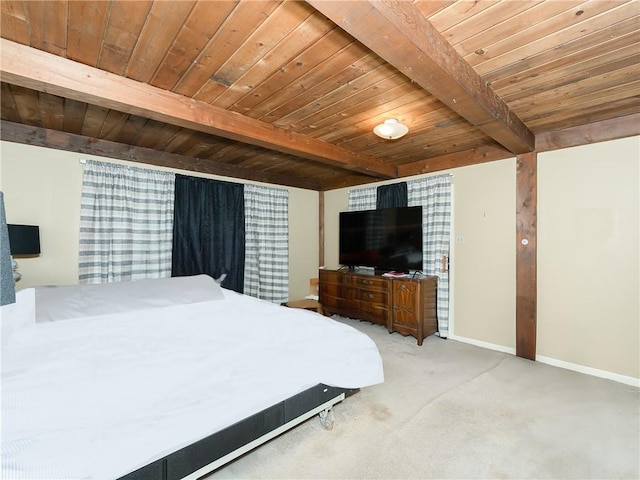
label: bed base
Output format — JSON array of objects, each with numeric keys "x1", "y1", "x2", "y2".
[{"x1": 119, "y1": 384, "x2": 356, "y2": 480}]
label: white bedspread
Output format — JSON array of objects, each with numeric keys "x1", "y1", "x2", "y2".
[{"x1": 1, "y1": 286, "x2": 383, "y2": 479}]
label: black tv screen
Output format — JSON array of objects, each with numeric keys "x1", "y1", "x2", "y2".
[{"x1": 339, "y1": 206, "x2": 423, "y2": 272}]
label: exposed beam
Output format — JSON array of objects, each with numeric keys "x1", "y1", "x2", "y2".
[
  {"x1": 396, "y1": 144, "x2": 513, "y2": 178},
  {"x1": 319, "y1": 191, "x2": 325, "y2": 267},
  {"x1": 321, "y1": 173, "x2": 380, "y2": 191},
  {"x1": 307, "y1": 0, "x2": 535, "y2": 154},
  {"x1": 321, "y1": 144, "x2": 512, "y2": 190},
  {"x1": 0, "y1": 121, "x2": 323, "y2": 191},
  {"x1": 536, "y1": 113, "x2": 640, "y2": 152},
  {"x1": 394, "y1": 113, "x2": 640, "y2": 181},
  {"x1": 516, "y1": 152, "x2": 537, "y2": 361},
  {"x1": 0, "y1": 39, "x2": 395, "y2": 180}
]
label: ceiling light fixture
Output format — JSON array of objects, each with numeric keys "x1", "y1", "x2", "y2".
[{"x1": 373, "y1": 118, "x2": 409, "y2": 140}]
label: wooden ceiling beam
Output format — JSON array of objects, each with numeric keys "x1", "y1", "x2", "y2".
[
  {"x1": 535, "y1": 113, "x2": 640, "y2": 152},
  {"x1": 0, "y1": 121, "x2": 324, "y2": 191},
  {"x1": 396, "y1": 144, "x2": 513, "y2": 178},
  {"x1": 0, "y1": 39, "x2": 395, "y2": 180},
  {"x1": 391, "y1": 113, "x2": 640, "y2": 184},
  {"x1": 307, "y1": 0, "x2": 535, "y2": 154},
  {"x1": 320, "y1": 173, "x2": 379, "y2": 192}
]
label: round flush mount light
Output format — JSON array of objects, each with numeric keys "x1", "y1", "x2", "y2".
[{"x1": 373, "y1": 118, "x2": 409, "y2": 140}]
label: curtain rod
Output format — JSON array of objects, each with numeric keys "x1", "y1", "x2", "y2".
[{"x1": 79, "y1": 159, "x2": 132, "y2": 169}]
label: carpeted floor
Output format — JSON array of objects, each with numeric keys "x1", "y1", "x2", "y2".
[{"x1": 208, "y1": 316, "x2": 640, "y2": 479}]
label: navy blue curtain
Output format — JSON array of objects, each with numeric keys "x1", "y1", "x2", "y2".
[
  {"x1": 377, "y1": 182, "x2": 408, "y2": 209},
  {"x1": 172, "y1": 175, "x2": 245, "y2": 293}
]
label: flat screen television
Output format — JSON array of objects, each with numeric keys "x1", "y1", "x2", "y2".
[{"x1": 339, "y1": 206, "x2": 423, "y2": 273}]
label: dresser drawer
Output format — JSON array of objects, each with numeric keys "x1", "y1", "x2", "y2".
[
  {"x1": 358, "y1": 298, "x2": 389, "y2": 316},
  {"x1": 355, "y1": 288, "x2": 388, "y2": 304},
  {"x1": 351, "y1": 275, "x2": 387, "y2": 291}
]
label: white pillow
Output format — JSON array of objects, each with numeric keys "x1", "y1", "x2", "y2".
[
  {"x1": 34, "y1": 274, "x2": 224, "y2": 323},
  {"x1": 1, "y1": 288, "x2": 35, "y2": 343}
]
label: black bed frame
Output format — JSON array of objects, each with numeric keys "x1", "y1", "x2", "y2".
[{"x1": 119, "y1": 384, "x2": 356, "y2": 480}]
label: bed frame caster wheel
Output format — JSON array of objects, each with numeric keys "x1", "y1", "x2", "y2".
[{"x1": 319, "y1": 408, "x2": 334, "y2": 430}]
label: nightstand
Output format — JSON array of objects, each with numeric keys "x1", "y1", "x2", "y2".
[
  {"x1": 282, "y1": 278, "x2": 323, "y2": 314},
  {"x1": 282, "y1": 299, "x2": 323, "y2": 314}
]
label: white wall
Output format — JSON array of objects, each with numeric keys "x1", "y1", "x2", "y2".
[
  {"x1": 288, "y1": 186, "x2": 320, "y2": 297},
  {"x1": 0, "y1": 141, "x2": 319, "y2": 301},
  {"x1": 449, "y1": 159, "x2": 516, "y2": 350},
  {"x1": 537, "y1": 137, "x2": 639, "y2": 379},
  {"x1": 322, "y1": 188, "x2": 348, "y2": 270},
  {"x1": 1, "y1": 144, "x2": 83, "y2": 286}
]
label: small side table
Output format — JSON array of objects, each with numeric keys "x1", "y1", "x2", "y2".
[{"x1": 282, "y1": 299, "x2": 323, "y2": 314}]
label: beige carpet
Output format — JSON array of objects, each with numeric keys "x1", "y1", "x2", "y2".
[{"x1": 209, "y1": 316, "x2": 640, "y2": 479}]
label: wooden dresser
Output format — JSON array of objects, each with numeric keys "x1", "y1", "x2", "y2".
[{"x1": 319, "y1": 269, "x2": 438, "y2": 345}]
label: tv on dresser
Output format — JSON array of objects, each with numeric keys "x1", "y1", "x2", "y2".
[{"x1": 339, "y1": 206, "x2": 423, "y2": 273}]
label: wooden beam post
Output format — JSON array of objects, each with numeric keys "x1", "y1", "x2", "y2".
[
  {"x1": 516, "y1": 152, "x2": 537, "y2": 360},
  {"x1": 319, "y1": 191, "x2": 325, "y2": 267}
]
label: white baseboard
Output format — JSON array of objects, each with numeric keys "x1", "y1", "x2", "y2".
[
  {"x1": 535, "y1": 355, "x2": 640, "y2": 388},
  {"x1": 450, "y1": 335, "x2": 639, "y2": 388},
  {"x1": 449, "y1": 334, "x2": 516, "y2": 355}
]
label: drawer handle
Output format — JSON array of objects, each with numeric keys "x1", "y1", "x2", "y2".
[{"x1": 360, "y1": 279, "x2": 374, "y2": 285}]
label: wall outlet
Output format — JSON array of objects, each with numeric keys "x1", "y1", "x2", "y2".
[{"x1": 456, "y1": 234, "x2": 466, "y2": 244}]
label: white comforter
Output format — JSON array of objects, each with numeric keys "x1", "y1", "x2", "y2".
[{"x1": 1, "y1": 286, "x2": 383, "y2": 479}]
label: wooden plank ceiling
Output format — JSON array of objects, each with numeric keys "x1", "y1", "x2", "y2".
[{"x1": 1, "y1": 0, "x2": 639, "y2": 191}]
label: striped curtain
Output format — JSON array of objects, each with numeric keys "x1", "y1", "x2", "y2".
[
  {"x1": 348, "y1": 186, "x2": 377, "y2": 211},
  {"x1": 79, "y1": 160, "x2": 175, "y2": 283},
  {"x1": 347, "y1": 186, "x2": 377, "y2": 273},
  {"x1": 243, "y1": 184, "x2": 289, "y2": 303},
  {"x1": 408, "y1": 174, "x2": 452, "y2": 337}
]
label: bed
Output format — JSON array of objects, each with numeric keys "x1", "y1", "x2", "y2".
[{"x1": 1, "y1": 275, "x2": 384, "y2": 479}]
